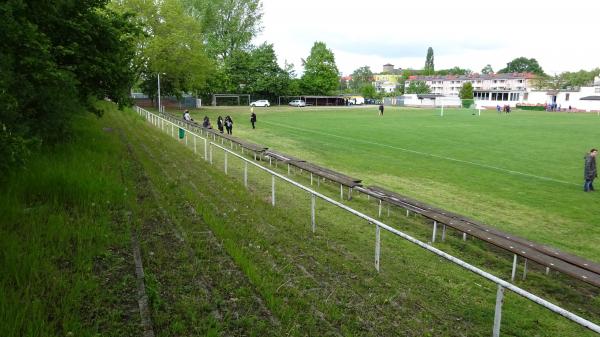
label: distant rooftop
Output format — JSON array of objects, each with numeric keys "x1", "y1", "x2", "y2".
[{"x1": 408, "y1": 72, "x2": 536, "y2": 81}]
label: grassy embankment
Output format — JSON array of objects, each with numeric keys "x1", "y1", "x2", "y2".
[{"x1": 135, "y1": 105, "x2": 599, "y2": 336}]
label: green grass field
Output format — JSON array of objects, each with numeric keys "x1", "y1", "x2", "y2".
[
  {"x1": 4, "y1": 103, "x2": 599, "y2": 336},
  {"x1": 188, "y1": 106, "x2": 600, "y2": 262}
]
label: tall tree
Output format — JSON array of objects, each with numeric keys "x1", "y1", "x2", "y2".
[
  {"x1": 350, "y1": 66, "x2": 373, "y2": 90},
  {"x1": 459, "y1": 82, "x2": 474, "y2": 99},
  {"x1": 561, "y1": 68, "x2": 600, "y2": 88},
  {"x1": 481, "y1": 64, "x2": 494, "y2": 74},
  {"x1": 406, "y1": 81, "x2": 431, "y2": 94},
  {"x1": 424, "y1": 47, "x2": 435, "y2": 75},
  {"x1": 184, "y1": 0, "x2": 263, "y2": 62},
  {"x1": 113, "y1": 0, "x2": 213, "y2": 100},
  {"x1": 498, "y1": 57, "x2": 545, "y2": 75},
  {"x1": 224, "y1": 43, "x2": 291, "y2": 100},
  {"x1": 1, "y1": 0, "x2": 139, "y2": 171},
  {"x1": 301, "y1": 42, "x2": 340, "y2": 95},
  {"x1": 360, "y1": 84, "x2": 376, "y2": 99}
]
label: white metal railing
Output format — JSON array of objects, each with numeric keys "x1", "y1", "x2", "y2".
[{"x1": 134, "y1": 106, "x2": 600, "y2": 336}]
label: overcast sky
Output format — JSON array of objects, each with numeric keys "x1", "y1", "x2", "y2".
[{"x1": 254, "y1": 0, "x2": 600, "y2": 76}]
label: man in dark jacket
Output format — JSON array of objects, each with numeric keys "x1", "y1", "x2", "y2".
[
  {"x1": 250, "y1": 112, "x2": 257, "y2": 129},
  {"x1": 584, "y1": 148, "x2": 598, "y2": 192}
]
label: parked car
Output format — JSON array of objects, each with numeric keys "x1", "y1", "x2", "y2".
[
  {"x1": 288, "y1": 99, "x2": 306, "y2": 107},
  {"x1": 250, "y1": 100, "x2": 270, "y2": 107}
]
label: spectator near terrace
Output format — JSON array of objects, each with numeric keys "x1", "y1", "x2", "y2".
[
  {"x1": 183, "y1": 110, "x2": 192, "y2": 122},
  {"x1": 250, "y1": 111, "x2": 257, "y2": 129},
  {"x1": 225, "y1": 116, "x2": 233, "y2": 135},
  {"x1": 217, "y1": 116, "x2": 224, "y2": 133}
]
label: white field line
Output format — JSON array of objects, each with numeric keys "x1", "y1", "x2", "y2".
[{"x1": 261, "y1": 120, "x2": 578, "y2": 186}]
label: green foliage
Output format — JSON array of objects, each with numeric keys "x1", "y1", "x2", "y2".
[
  {"x1": 301, "y1": 42, "x2": 340, "y2": 95},
  {"x1": 436, "y1": 67, "x2": 471, "y2": 76},
  {"x1": 459, "y1": 82, "x2": 474, "y2": 99},
  {"x1": 350, "y1": 66, "x2": 373, "y2": 90},
  {"x1": 560, "y1": 68, "x2": 600, "y2": 88},
  {"x1": 406, "y1": 81, "x2": 431, "y2": 94},
  {"x1": 0, "y1": 126, "x2": 33, "y2": 176},
  {"x1": 517, "y1": 104, "x2": 546, "y2": 111},
  {"x1": 224, "y1": 43, "x2": 293, "y2": 100},
  {"x1": 481, "y1": 64, "x2": 494, "y2": 74},
  {"x1": 499, "y1": 57, "x2": 545, "y2": 75},
  {"x1": 461, "y1": 99, "x2": 474, "y2": 108},
  {"x1": 183, "y1": 0, "x2": 263, "y2": 61},
  {"x1": 114, "y1": 0, "x2": 213, "y2": 100},
  {"x1": 360, "y1": 84, "x2": 376, "y2": 98},
  {"x1": 0, "y1": 0, "x2": 139, "y2": 173},
  {"x1": 424, "y1": 47, "x2": 435, "y2": 75}
]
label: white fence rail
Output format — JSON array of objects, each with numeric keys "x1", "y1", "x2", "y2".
[{"x1": 134, "y1": 106, "x2": 600, "y2": 336}]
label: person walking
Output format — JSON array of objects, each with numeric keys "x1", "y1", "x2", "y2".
[
  {"x1": 225, "y1": 116, "x2": 233, "y2": 135},
  {"x1": 217, "y1": 116, "x2": 224, "y2": 133},
  {"x1": 250, "y1": 111, "x2": 257, "y2": 129},
  {"x1": 584, "y1": 149, "x2": 598, "y2": 192},
  {"x1": 378, "y1": 103, "x2": 384, "y2": 116}
]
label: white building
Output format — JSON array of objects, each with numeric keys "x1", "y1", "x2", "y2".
[{"x1": 405, "y1": 74, "x2": 600, "y2": 111}]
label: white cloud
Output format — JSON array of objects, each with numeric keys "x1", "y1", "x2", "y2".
[{"x1": 255, "y1": 0, "x2": 600, "y2": 75}]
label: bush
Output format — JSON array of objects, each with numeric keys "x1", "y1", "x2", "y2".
[
  {"x1": 517, "y1": 104, "x2": 545, "y2": 111},
  {"x1": 461, "y1": 99, "x2": 474, "y2": 108},
  {"x1": 0, "y1": 126, "x2": 33, "y2": 175}
]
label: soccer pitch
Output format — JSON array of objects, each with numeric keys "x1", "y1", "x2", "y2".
[{"x1": 191, "y1": 106, "x2": 600, "y2": 262}]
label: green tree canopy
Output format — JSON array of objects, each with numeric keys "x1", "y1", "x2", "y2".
[
  {"x1": 350, "y1": 66, "x2": 373, "y2": 90},
  {"x1": 561, "y1": 68, "x2": 600, "y2": 88},
  {"x1": 184, "y1": 0, "x2": 263, "y2": 62},
  {"x1": 113, "y1": 0, "x2": 213, "y2": 100},
  {"x1": 435, "y1": 67, "x2": 471, "y2": 76},
  {"x1": 481, "y1": 64, "x2": 494, "y2": 74},
  {"x1": 301, "y1": 42, "x2": 340, "y2": 95},
  {"x1": 406, "y1": 81, "x2": 431, "y2": 94},
  {"x1": 459, "y1": 82, "x2": 474, "y2": 99},
  {"x1": 224, "y1": 43, "x2": 292, "y2": 100},
  {"x1": 499, "y1": 57, "x2": 545, "y2": 75},
  {"x1": 424, "y1": 47, "x2": 435, "y2": 75},
  {"x1": 360, "y1": 84, "x2": 376, "y2": 99},
  {"x1": 1, "y1": 0, "x2": 139, "y2": 171}
]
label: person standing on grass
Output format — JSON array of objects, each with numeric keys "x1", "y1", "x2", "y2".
[
  {"x1": 225, "y1": 116, "x2": 233, "y2": 135},
  {"x1": 250, "y1": 111, "x2": 257, "y2": 129},
  {"x1": 584, "y1": 148, "x2": 598, "y2": 192},
  {"x1": 378, "y1": 103, "x2": 384, "y2": 116},
  {"x1": 217, "y1": 116, "x2": 224, "y2": 133}
]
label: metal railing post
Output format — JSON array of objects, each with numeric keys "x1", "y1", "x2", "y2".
[
  {"x1": 271, "y1": 175, "x2": 276, "y2": 206},
  {"x1": 204, "y1": 138, "x2": 208, "y2": 160},
  {"x1": 441, "y1": 225, "x2": 447, "y2": 241},
  {"x1": 311, "y1": 194, "x2": 316, "y2": 233},
  {"x1": 378, "y1": 200, "x2": 382, "y2": 218},
  {"x1": 432, "y1": 221, "x2": 437, "y2": 243},
  {"x1": 375, "y1": 224, "x2": 381, "y2": 272},
  {"x1": 493, "y1": 285, "x2": 505, "y2": 337},
  {"x1": 209, "y1": 143, "x2": 213, "y2": 164},
  {"x1": 340, "y1": 184, "x2": 343, "y2": 200},
  {"x1": 224, "y1": 150, "x2": 228, "y2": 174},
  {"x1": 522, "y1": 258, "x2": 528, "y2": 280},
  {"x1": 511, "y1": 254, "x2": 518, "y2": 281}
]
